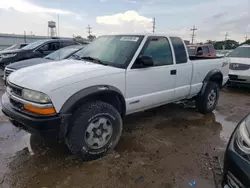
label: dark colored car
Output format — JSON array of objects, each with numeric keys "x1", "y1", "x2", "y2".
[
  {"x1": 0, "y1": 39, "x2": 80, "y2": 70},
  {"x1": 4, "y1": 45, "x2": 85, "y2": 79},
  {"x1": 3, "y1": 43, "x2": 28, "y2": 51},
  {"x1": 223, "y1": 113, "x2": 250, "y2": 188}
]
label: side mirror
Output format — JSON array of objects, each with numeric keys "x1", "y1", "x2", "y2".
[
  {"x1": 136, "y1": 55, "x2": 154, "y2": 67},
  {"x1": 197, "y1": 51, "x2": 203, "y2": 56}
]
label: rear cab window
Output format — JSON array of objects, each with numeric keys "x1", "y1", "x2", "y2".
[{"x1": 170, "y1": 37, "x2": 188, "y2": 64}]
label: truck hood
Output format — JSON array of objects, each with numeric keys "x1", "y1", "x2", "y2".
[
  {"x1": 228, "y1": 57, "x2": 250, "y2": 65},
  {"x1": 8, "y1": 59, "x2": 124, "y2": 92}
]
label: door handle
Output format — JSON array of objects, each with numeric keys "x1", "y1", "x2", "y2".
[{"x1": 170, "y1": 70, "x2": 177, "y2": 75}]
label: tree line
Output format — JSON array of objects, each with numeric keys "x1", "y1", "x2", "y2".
[{"x1": 205, "y1": 39, "x2": 250, "y2": 50}]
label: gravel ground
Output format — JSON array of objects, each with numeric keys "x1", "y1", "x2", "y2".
[{"x1": 0, "y1": 80, "x2": 249, "y2": 188}]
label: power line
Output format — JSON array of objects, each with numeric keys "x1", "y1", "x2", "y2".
[
  {"x1": 87, "y1": 24, "x2": 92, "y2": 37},
  {"x1": 152, "y1": 18, "x2": 156, "y2": 33},
  {"x1": 190, "y1": 26, "x2": 197, "y2": 44}
]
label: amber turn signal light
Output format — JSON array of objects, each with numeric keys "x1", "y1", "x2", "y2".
[{"x1": 24, "y1": 104, "x2": 56, "y2": 115}]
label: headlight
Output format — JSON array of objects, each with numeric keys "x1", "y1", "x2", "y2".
[
  {"x1": 236, "y1": 115, "x2": 250, "y2": 154},
  {"x1": 22, "y1": 89, "x2": 51, "y2": 104},
  {"x1": 1, "y1": 53, "x2": 17, "y2": 58}
]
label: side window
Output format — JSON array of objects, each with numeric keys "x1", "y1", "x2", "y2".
[
  {"x1": 39, "y1": 44, "x2": 49, "y2": 51},
  {"x1": 48, "y1": 42, "x2": 60, "y2": 51},
  {"x1": 197, "y1": 47, "x2": 203, "y2": 55},
  {"x1": 203, "y1": 46, "x2": 209, "y2": 55},
  {"x1": 61, "y1": 41, "x2": 75, "y2": 47},
  {"x1": 170, "y1": 37, "x2": 187, "y2": 64},
  {"x1": 140, "y1": 37, "x2": 173, "y2": 66}
]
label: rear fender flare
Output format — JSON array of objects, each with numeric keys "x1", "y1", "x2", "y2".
[{"x1": 200, "y1": 69, "x2": 222, "y2": 95}]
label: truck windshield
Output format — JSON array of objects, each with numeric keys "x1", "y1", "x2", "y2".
[
  {"x1": 228, "y1": 47, "x2": 250, "y2": 58},
  {"x1": 187, "y1": 46, "x2": 196, "y2": 56},
  {"x1": 72, "y1": 35, "x2": 143, "y2": 68}
]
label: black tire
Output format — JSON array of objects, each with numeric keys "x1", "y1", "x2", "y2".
[
  {"x1": 66, "y1": 101, "x2": 122, "y2": 161},
  {"x1": 195, "y1": 82, "x2": 219, "y2": 114}
]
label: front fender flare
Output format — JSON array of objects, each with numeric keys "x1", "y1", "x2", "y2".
[{"x1": 59, "y1": 85, "x2": 126, "y2": 115}]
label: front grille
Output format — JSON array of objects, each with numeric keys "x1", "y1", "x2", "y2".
[
  {"x1": 230, "y1": 63, "x2": 250, "y2": 70},
  {"x1": 4, "y1": 69, "x2": 15, "y2": 78},
  {"x1": 10, "y1": 98, "x2": 23, "y2": 110},
  {"x1": 7, "y1": 82, "x2": 22, "y2": 97},
  {"x1": 229, "y1": 74, "x2": 246, "y2": 81}
]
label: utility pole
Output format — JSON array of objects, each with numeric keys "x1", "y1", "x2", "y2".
[
  {"x1": 225, "y1": 32, "x2": 229, "y2": 41},
  {"x1": 245, "y1": 35, "x2": 248, "y2": 41},
  {"x1": 58, "y1": 14, "x2": 60, "y2": 37},
  {"x1": 152, "y1": 18, "x2": 156, "y2": 33},
  {"x1": 86, "y1": 24, "x2": 92, "y2": 38},
  {"x1": 190, "y1": 26, "x2": 197, "y2": 44},
  {"x1": 24, "y1": 31, "x2": 27, "y2": 43},
  {"x1": 223, "y1": 32, "x2": 229, "y2": 50}
]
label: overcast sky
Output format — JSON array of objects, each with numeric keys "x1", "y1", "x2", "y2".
[{"x1": 0, "y1": 0, "x2": 249, "y2": 42}]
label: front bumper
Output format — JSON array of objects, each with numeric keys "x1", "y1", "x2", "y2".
[
  {"x1": 1, "y1": 93, "x2": 68, "y2": 139},
  {"x1": 229, "y1": 69, "x2": 250, "y2": 84},
  {"x1": 223, "y1": 118, "x2": 250, "y2": 188}
]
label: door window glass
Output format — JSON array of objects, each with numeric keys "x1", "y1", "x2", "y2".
[{"x1": 141, "y1": 37, "x2": 173, "y2": 66}]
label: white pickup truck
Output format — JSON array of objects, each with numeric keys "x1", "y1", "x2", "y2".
[{"x1": 2, "y1": 34, "x2": 229, "y2": 160}]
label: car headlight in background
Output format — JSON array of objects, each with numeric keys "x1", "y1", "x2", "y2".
[
  {"x1": 22, "y1": 89, "x2": 51, "y2": 104},
  {"x1": 236, "y1": 115, "x2": 250, "y2": 154},
  {"x1": 1, "y1": 53, "x2": 17, "y2": 58}
]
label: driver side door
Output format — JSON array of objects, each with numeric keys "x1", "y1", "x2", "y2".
[{"x1": 125, "y1": 36, "x2": 176, "y2": 114}]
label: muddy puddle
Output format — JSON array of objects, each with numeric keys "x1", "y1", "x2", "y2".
[{"x1": 0, "y1": 88, "x2": 249, "y2": 187}]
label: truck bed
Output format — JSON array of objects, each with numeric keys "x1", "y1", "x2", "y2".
[{"x1": 190, "y1": 56, "x2": 223, "y2": 61}]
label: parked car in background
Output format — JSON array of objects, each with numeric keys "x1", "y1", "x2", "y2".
[
  {"x1": 2, "y1": 34, "x2": 228, "y2": 160},
  {"x1": 4, "y1": 45, "x2": 85, "y2": 80},
  {"x1": 216, "y1": 50, "x2": 233, "y2": 57},
  {"x1": 0, "y1": 39, "x2": 80, "y2": 70},
  {"x1": 187, "y1": 44, "x2": 217, "y2": 57},
  {"x1": 3, "y1": 43, "x2": 28, "y2": 51},
  {"x1": 222, "y1": 113, "x2": 250, "y2": 188},
  {"x1": 227, "y1": 45, "x2": 250, "y2": 85}
]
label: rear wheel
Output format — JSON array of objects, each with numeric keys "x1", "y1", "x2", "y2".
[
  {"x1": 66, "y1": 101, "x2": 122, "y2": 161},
  {"x1": 195, "y1": 82, "x2": 219, "y2": 114}
]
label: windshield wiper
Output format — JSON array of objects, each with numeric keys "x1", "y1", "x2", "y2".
[
  {"x1": 70, "y1": 54, "x2": 81, "y2": 60},
  {"x1": 80, "y1": 56, "x2": 108, "y2": 66},
  {"x1": 45, "y1": 57, "x2": 54, "y2": 60}
]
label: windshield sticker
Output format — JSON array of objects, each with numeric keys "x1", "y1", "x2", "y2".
[{"x1": 120, "y1": 37, "x2": 139, "y2": 42}]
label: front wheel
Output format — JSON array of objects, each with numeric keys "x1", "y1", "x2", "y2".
[
  {"x1": 195, "y1": 82, "x2": 219, "y2": 114},
  {"x1": 66, "y1": 101, "x2": 122, "y2": 161}
]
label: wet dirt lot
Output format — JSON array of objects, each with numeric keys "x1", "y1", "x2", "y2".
[{"x1": 0, "y1": 80, "x2": 249, "y2": 188}]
